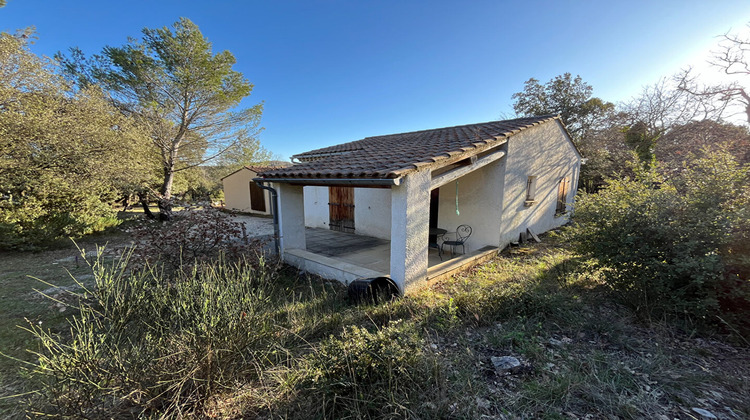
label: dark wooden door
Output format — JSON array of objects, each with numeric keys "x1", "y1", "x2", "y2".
[
  {"x1": 329, "y1": 186, "x2": 355, "y2": 233},
  {"x1": 249, "y1": 182, "x2": 266, "y2": 212},
  {"x1": 429, "y1": 189, "x2": 439, "y2": 229},
  {"x1": 429, "y1": 189, "x2": 440, "y2": 244}
]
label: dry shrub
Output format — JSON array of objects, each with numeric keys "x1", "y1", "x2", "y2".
[{"x1": 128, "y1": 206, "x2": 264, "y2": 271}]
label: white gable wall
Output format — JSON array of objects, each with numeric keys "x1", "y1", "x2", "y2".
[{"x1": 499, "y1": 120, "x2": 580, "y2": 246}]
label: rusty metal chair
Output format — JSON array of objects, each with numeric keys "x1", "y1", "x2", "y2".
[{"x1": 441, "y1": 224, "x2": 472, "y2": 257}]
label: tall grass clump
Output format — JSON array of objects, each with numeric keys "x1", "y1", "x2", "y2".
[
  {"x1": 25, "y1": 249, "x2": 283, "y2": 418},
  {"x1": 295, "y1": 321, "x2": 437, "y2": 418}
]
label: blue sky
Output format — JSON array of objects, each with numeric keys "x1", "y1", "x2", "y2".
[{"x1": 2, "y1": 1, "x2": 749, "y2": 160}]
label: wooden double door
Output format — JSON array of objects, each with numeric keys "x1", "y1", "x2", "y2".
[{"x1": 328, "y1": 186, "x2": 355, "y2": 233}]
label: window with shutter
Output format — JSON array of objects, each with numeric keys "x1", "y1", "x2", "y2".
[{"x1": 556, "y1": 176, "x2": 569, "y2": 214}]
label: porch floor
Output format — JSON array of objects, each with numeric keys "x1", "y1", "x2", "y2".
[{"x1": 305, "y1": 227, "x2": 445, "y2": 273}]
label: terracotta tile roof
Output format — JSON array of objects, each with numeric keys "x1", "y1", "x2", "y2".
[
  {"x1": 245, "y1": 165, "x2": 286, "y2": 173},
  {"x1": 259, "y1": 115, "x2": 560, "y2": 180}
]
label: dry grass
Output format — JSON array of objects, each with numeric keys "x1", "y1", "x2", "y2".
[{"x1": 1, "y1": 229, "x2": 748, "y2": 419}]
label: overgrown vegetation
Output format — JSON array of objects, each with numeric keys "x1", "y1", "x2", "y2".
[
  {"x1": 0, "y1": 30, "x2": 149, "y2": 250},
  {"x1": 5, "y1": 235, "x2": 746, "y2": 419},
  {"x1": 1, "y1": 21, "x2": 273, "y2": 249},
  {"x1": 566, "y1": 148, "x2": 750, "y2": 331}
]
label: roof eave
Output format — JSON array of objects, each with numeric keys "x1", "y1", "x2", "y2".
[{"x1": 255, "y1": 176, "x2": 402, "y2": 187}]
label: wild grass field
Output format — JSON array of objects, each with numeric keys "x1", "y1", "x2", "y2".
[{"x1": 0, "y1": 226, "x2": 748, "y2": 419}]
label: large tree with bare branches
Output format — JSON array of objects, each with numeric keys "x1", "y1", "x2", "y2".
[
  {"x1": 59, "y1": 18, "x2": 263, "y2": 219},
  {"x1": 677, "y1": 23, "x2": 750, "y2": 125}
]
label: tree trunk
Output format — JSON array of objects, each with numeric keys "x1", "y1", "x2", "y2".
[
  {"x1": 158, "y1": 164, "x2": 176, "y2": 221},
  {"x1": 138, "y1": 191, "x2": 156, "y2": 220}
]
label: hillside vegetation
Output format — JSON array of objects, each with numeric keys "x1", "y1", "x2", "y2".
[{"x1": 1, "y1": 229, "x2": 747, "y2": 419}]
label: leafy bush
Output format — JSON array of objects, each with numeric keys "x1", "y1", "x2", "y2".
[
  {"x1": 0, "y1": 31, "x2": 150, "y2": 250},
  {"x1": 27, "y1": 250, "x2": 282, "y2": 418},
  {"x1": 129, "y1": 206, "x2": 262, "y2": 271},
  {"x1": 0, "y1": 180, "x2": 121, "y2": 250},
  {"x1": 566, "y1": 149, "x2": 750, "y2": 321}
]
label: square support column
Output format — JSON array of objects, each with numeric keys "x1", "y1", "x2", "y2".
[
  {"x1": 390, "y1": 170, "x2": 430, "y2": 294},
  {"x1": 277, "y1": 183, "x2": 306, "y2": 252}
]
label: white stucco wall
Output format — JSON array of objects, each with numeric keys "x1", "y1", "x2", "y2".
[
  {"x1": 354, "y1": 188, "x2": 392, "y2": 239},
  {"x1": 435, "y1": 158, "x2": 505, "y2": 254},
  {"x1": 278, "y1": 183, "x2": 306, "y2": 252},
  {"x1": 303, "y1": 186, "x2": 392, "y2": 239},
  {"x1": 303, "y1": 186, "x2": 329, "y2": 228},
  {"x1": 498, "y1": 120, "x2": 581, "y2": 246},
  {"x1": 222, "y1": 168, "x2": 271, "y2": 215},
  {"x1": 391, "y1": 169, "x2": 431, "y2": 293}
]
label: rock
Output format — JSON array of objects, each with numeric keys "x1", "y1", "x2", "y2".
[
  {"x1": 430, "y1": 344, "x2": 438, "y2": 350},
  {"x1": 691, "y1": 408, "x2": 717, "y2": 419},
  {"x1": 491, "y1": 356, "x2": 521, "y2": 371},
  {"x1": 548, "y1": 338, "x2": 563, "y2": 346},
  {"x1": 548, "y1": 337, "x2": 572, "y2": 346}
]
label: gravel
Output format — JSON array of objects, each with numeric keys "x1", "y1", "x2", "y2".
[{"x1": 228, "y1": 214, "x2": 275, "y2": 238}]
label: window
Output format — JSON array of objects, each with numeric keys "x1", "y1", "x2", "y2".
[
  {"x1": 556, "y1": 176, "x2": 570, "y2": 214},
  {"x1": 524, "y1": 176, "x2": 537, "y2": 206}
]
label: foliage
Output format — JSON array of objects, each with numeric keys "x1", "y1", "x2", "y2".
[
  {"x1": 128, "y1": 207, "x2": 260, "y2": 271},
  {"x1": 511, "y1": 72, "x2": 614, "y2": 141},
  {"x1": 655, "y1": 120, "x2": 750, "y2": 173},
  {"x1": 0, "y1": 30, "x2": 149, "y2": 249},
  {"x1": 215, "y1": 135, "x2": 274, "y2": 172},
  {"x1": 623, "y1": 121, "x2": 659, "y2": 168},
  {"x1": 57, "y1": 18, "x2": 264, "y2": 219},
  {"x1": 566, "y1": 149, "x2": 750, "y2": 320}
]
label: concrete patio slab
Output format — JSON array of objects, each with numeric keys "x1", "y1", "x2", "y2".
[{"x1": 296, "y1": 227, "x2": 492, "y2": 290}]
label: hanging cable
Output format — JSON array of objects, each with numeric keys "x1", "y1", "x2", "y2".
[{"x1": 455, "y1": 180, "x2": 460, "y2": 215}]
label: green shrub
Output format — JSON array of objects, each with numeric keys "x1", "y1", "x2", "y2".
[
  {"x1": 566, "y1": 148, "x2": 750, "y2": 321},
  {"x1": 0, "y1": 180, "x2": 120, "y2": 250}
]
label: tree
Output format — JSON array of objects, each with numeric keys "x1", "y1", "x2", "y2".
[
  {"x1": 677, "y1": 23, "x2": 750, "y2": 125},
  {"x1": 58, "y1": 18, "x2": 263, "y2": 219},
  {"x1": 215, "y1": 135, "x2": 274, "y2": 172},
  {"x1": 511, "y1": 73, "x2": 614, "y2": 141},
  {"x1": 655, "y1": 120, "x2": 750, "y2": 173},
  {"x1": 0, "y1": 30, "x2": 149, "y2": 249}
]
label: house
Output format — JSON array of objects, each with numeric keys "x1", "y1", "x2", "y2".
[
  {"x1": 222, "y1": 166, "x2": 280, "y2": 215},
  {"x1": 257, "y1": 115, "x2": 581, "y2": 294}
]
